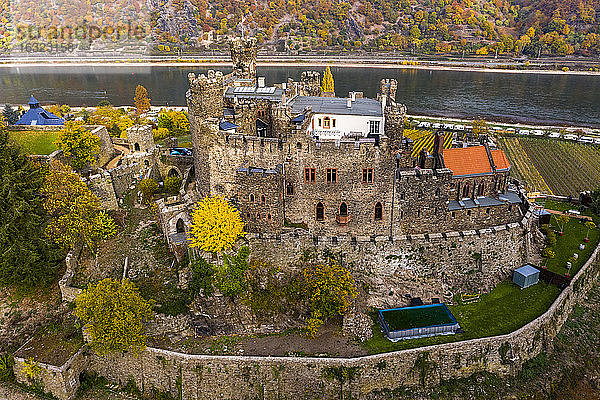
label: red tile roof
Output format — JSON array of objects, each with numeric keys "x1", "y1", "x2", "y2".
[
  {"x1": 443, "y1": 146, "x2": 493, "y2": 177},
  {"x1": 491, "y1": 149, "x2": 511, "y2": 171}
]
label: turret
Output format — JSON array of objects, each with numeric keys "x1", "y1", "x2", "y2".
[{"x1": 229, "y1": 37, "x2": 257, "y2": 81}]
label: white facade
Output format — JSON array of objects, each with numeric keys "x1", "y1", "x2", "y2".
[{"x1": 307, "y1": 113, "x2": 385, "y2": 140}]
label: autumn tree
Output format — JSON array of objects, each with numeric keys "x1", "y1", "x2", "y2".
[
  {"x1": 75, "y1": 278, "x2": 154, "y2": 355},
  {"x1": 585, "y1": 221, "x2": 596, "y2": 241},
  {"x1": 301, "y1": 260, "x2": 358, "y2": 336},
  {"x1": 321, "y1": 66, "x2": 334, "y2": 94},
  {"x1": 134, "y1": 85, "x2": 151, "y2": 115},
  {"x1": 2, "y1": 104, "x2": 19, "y2": 125},
  {"x1": 42, "y1": 161, "x2": 117, "y2": 251},
  {"x1": 189, "y1": 196, "x2": 245, "y2": 254},
  {"x1": 53, "y1": 121, "x2": 101, "y2": 170},
  {"x1": 555, "y1": 214, "x2": 570, "y2": 235},
  {"x1": 0, "y1": 126, "x2": 60, "y2": 287},
  {"x1": 471, "y1": 119, "x2": 489, "y2": 138}
]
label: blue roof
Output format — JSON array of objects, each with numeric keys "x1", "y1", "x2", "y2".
[
  {"x1": 219, "y1": 121, "x2": 238, "y2": 131},
  {"x1": 291, "y1": 114, "x2": 305, "y2": 123},
  {"x1": 16, "y1": 101, "x2": 64, "y2": 126},
  {"x1": 515, "y1": 264, "x2": 539, "y2": 277},
  {"x1": 28, "y1": 95, "x2": 39, "y2": 106}
]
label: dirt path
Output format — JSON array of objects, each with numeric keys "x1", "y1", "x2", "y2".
[
  {"x1": 546, "y1": 209, "x2": 593, "y2": 221},
  {"x1": 105, "y1": 144, "x2": 130, "y2": 170}
]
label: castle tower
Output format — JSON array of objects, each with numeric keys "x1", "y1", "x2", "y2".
[
  {"x1": 300, "y1": 71, "x2": 321, "y2": 96},
  {"x1": 379, "y1": 78, "x2": 398, "y2": 102},
  {"x1": 230, "y1": 37, "x2": 257, "y2": 81},
  {"x1": 187, "y1": 71, "x2": 224, "y2": 197},
  {"x1": 384, "y1": 102, "x2": 407, "y2": 152}
]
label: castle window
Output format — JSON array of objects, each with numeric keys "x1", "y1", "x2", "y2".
[
  {"x1": 296, "y1": 142, "x2": 302, "y2": 150},
  {"x1": 286, "y1": 183, "x2": 294, "y2": 196},
  {"x1": 478, "y1": 181, "x2": 485, "y2": 196},
  {"x1": 323, "y1": 117, "x2": 330, "y2": 129},
  {"x1": 316, "y1": 202, "x2": 324, "y2": 221},
  {"x1": 369, "y1": 120, "x2": 380, "y2": 134},
  {"x1": 134, "y1": 143, "x2": 140, "y2": 152},
  {"x1": 417, "y1": 210, "x2": 421, "y2": 217},
  {"x1": 435, "y1": 188, "x2": 441, "y2": 197},
  {"x1": 249, "y1": 194, "x2": 255, "y2": 203},
  {"x1": 462, "y1": 183, "x2": 470, "y2": 198},
  {"x1": 176, "y1": 218, "x2": 185, "y2": 234},
  {"x1": 168, "y1": 168, "x2": 179, "y2": 178},
  {"x1": 508, "y1": 205, "x2": 513, "y2": 212},
  {"x1": 256, "y1": 213, "x2": 260, "y2": 220},
  {"x1": 267, "y1": 213, "x2": 272, "y2": 221},
  {"x1": 451, "y1": 211, "x2": 455, "y2": 218},
  {"x1": 261, "y1": 194, "x2": 266, "y2": 204},
  {"x1": 326, "y1": 168, "x2": 337, "y2": 184},
  {"x1": 467, "y1": 210, "x2": 471, "y2": 216},
  {"x1": 318, "y1": 118, "x2": 322, "y2": 127},
  {"x1": 332, "y1": 119, "x2": 336, "y2": 128},
  {"x1": 305, "y1": 168, "x2": 316, "y2": 183},
  {"x1": 400, "y1": 192, "x2": 405, "y2": 200},
  {"x1": 339, "y1": 202, "x2": 348, "y2": 216},
  {"x1": 400, "y1": 210, "x2": 404, "y2": 219},
  {"x1": 374, "y1": 202, "x2": 383, "y2": 221},
  {"x1": 418, "y1": 191, "x2": 423, "y2": 199},
  {"x1": 362, "y1": 168, "x2": 374, "y2": 184},
  {"x1": 486, "y1": 208, "x2": 491, "y2": 214}
]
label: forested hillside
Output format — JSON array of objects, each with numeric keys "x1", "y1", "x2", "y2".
[{"x1": 1, "y1": 0, "x2": 600, "y2": 56}]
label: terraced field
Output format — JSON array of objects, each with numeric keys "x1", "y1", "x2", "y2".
[
  {"x1": 499, "y1": 136, "x2": 600, "y2": 196},
  {"x1": 498, "y1": 137, "x2": 552, "y2": 194}
]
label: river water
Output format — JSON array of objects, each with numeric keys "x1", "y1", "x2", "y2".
[{"x1": 1, "y1": 65, "x2": 599, "y2": 127}]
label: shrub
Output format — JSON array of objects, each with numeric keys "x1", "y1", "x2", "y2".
[
  {"x1": 164, "y1": 176, "x2": 182, "y2": 195},
  {"x1": 215, "y1": 246, "x2": 250, "y2": 298},
  {"x1": 139, "y1": 178, "x2": 159, "y2": 201},
  {"x1": 542, "y1": 247, "x2": 555, "y2": 259},
  {"x1": 0, "y1": 354, "x2": 14, "y2": 382},
  {"x1": 189, "y1": 257, "x2": 215, "y2": 297}
]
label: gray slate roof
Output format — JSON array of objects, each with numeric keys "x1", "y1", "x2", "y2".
[
  {"x1": 448, "y1": 191, "x2": 522, "y2": 211},
  {"x1": 225, "y1": 86, "x2": 284, "y2": 101},
  {"x1": 289, "y1": 96, "x2": 383, "y2": 117}
]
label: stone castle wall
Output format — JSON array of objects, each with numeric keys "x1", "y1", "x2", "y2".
[{"x1": 25, "y1": 239, "x2": 600, "y2": 400}]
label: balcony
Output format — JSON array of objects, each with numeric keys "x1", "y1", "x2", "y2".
[{"x1": 336, "y1": 214, "x2": 351, "y2": 225}]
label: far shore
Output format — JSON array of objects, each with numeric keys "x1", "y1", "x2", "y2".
[{"x1": 1, "y1": 58, "x2": 600, "y2": 76}]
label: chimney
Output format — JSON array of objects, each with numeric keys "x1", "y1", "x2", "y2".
[
  {"x1": 258, "y1": 77, "x2": 265, "y2": 87},
  {"x1": 381, "y1": 94, "x2": 387, "y2": 109},
  {"x1": 282, "y1": 82, "x2": 287, "y2": 90},
  {"x1": 347, "y1": 98, "x2": 352, "y2": 108},
  {"x1": 350, "y1": 91, "x2": 356, "y2": 101},
  {"x1": 282, "y1": 91, "x2": 286, "y2": 104}
]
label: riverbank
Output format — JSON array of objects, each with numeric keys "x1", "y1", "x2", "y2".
[{"x1": 1, "y1": 57, "x2": 600, "y2": 76}]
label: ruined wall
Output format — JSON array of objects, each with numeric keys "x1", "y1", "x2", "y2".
[
  {"x1": 43, "y1": 240, "x2": 599, "y2": 400},
  {"x1": 84, "y1": 170, "x2": 119, "y2": 210},
  {"x1": 87, "y1": 125, "x2": 116, "y2": 167},
  {"x1": 126, "y1": 125, "x2": 155, "y2": 154}
]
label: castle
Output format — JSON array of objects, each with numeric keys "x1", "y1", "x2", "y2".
[
  {"x1": 182, "y1": 37, "x2": 521, "y2": 239},
  {"x1": 148, "y1": 38, "x2": 531, "y2": 308}
]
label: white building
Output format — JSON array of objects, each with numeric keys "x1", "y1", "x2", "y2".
[{"x1": 289, "y1": 96, "x2": 385, "y2": 140}]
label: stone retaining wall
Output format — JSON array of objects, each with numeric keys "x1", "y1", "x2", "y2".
[{"x1": 25, "y1": 240, "x2": 600, "y2": 400}]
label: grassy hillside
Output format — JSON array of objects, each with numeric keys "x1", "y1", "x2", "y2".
[{"x1": 8, "y1": 130, "x2": 59, "y2": 155}]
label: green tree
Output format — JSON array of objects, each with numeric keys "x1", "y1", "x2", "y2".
[
  {"x1": 215, "y1": 246, "x2": 250, "y2": 298},
  {"x1": 42, "y1": 161, "x2": 116, "y2": 251},
  {"x1": 75, "y1": 278, "x2": 154, "y2": 355},
  {"x1": 301, "y1": 260, "x2": 358, "y2": 336},
  {"x1": 53, "y1": 121, "x2": 101, "y2": 170},
  {"x1": 134, "y1": 85, "x2": 151, "y2": 115},
  {"x1": 0, "y1": 128, "x2": 60, "y2": 287},
  {"x1": 321, "y1": 66, "x2": 334, "y2": 94},
  {"x1": 164, "y1": 176, "x2": 182, "y2": 194},
  {"x1": 585, "y1": 221, "x2": 596, "y2": 240},
  {"x1": 139, "y1": 178, "x2": 159, "y2": 201},
  {"x1": 555, "y1": 214, "x2": 570, "y2": 234},
  {"x1": 189, "y1": 256, "x2": 215, "y2": 297},
  {"x1": 2, "y1": 104, "x2": 19, "y2": 125}
]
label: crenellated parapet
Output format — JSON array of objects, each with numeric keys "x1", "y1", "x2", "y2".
[
  {"x1": 229, "y1": 37, "x2": 257, "y2": 80},
  {"x1": 188, "y1": 71, "x2": 224, "y2": 119}
]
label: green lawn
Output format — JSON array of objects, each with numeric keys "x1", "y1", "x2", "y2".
[
  {"x1": 9, "y1": 130, "x2": 60, "y2": 155},
  {"x1": 542, "y1": 215, "x2": 599, "y2": 276},
  {"x1": 381, "y1": 305, "x2": 455, "y2": 331},
  {"x1": 363, "y1": 281, "x2": 560, "y2": 354}
]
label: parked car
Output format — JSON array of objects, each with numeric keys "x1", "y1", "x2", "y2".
[
  {"x1": 564, "y1": 134, "x2": 579, "y2": 141},
  {"x1": 518, "y1": 130, "x2": 530, "y2": 136},
  {"x1": 579, "y1": 136, "x2": 594, "y2": 144},
  {"x1": 593, "y1": 138, "x2": 600, "y2": 145},
  {"x1": 548, "y1": 132, "x2": 561, "y2": 139},
  {"x1": 532, "y1": 130, "x2": 545, "y2": 136}
]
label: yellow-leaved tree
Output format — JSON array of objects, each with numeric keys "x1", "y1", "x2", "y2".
[
  {"x1": 321, "y1": 66, "x2": 334, "y2": 94},
  {"x1": 188, "y1": 196, "x2": 245, "y2": 254},
  {"x1": 301, "y1": 260, "x2": 358, "y2": 337},
  {"x1": 134, "y1": 85, "x2": 151, "y2": 115},
  {"x1": 53, "y1": 121, "x2": 101, "y2": 171},
  {"x1": 75, "y1": 278, "x2": 154, "y2": 355},
  {"x1": 42, "y1": 161, "x2": 117, "y2": 251}
]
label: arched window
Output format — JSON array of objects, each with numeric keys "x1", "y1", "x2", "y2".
[
  {"x1": 462, "y1": 183, "x2": 470, "y2": 198},
  {"x1": 261, "y1": 194, "x2": 266, "y2": 204},
  {"x1": 168, "y1": 168, "x2": 179, "y2": 178},
  {"x1": 246, "y1": 212, "x2": 251, "y2": 219},
  {"x1": 256, "y1": 213, "x2": 260, "y2": 220},
  {"x1": 176, "y1": 218, "x2": 185, "y2": 234},
  {"x1": 134, "y1": 143, "x2": 140, "y2": 152},
  {"x1": 478, "y1": 181, "x2": 485, "y2": 196},
  {"x1": 144, "y1": 160, "x2": 149, "y2": 167},
  {"x1": 339, "y1": 202, "x2": 348, "y2": 216},
  {"x1": 296, "y1": 142, "x2": 302, "y2": 150},
  {"x1": 435, "y1": 188, "x2": 441, "y2": 197},
  {"x1": 374, "y1": 202, "x2": 383, "y2": 221},
  {"x1": 249, "y1": 194, "x2": 255, "y2": 203},
  {"x1": 316, "y1": 202, "x2": 324, "y2": 221},
  {"x1": 267, "y1": 213, "x2": 272, "y2": 221}
]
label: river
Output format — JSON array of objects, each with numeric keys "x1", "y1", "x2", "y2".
[{"x1": 1, "y1": 65, "x2": 599, "y2": 127}]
